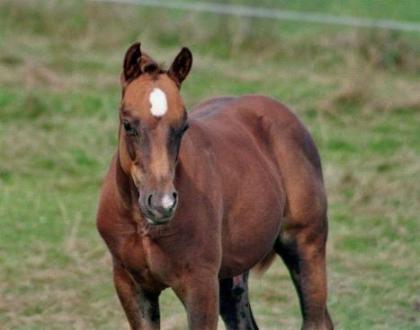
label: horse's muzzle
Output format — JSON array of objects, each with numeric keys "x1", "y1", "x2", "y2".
[{"x1": 139, "y1": 190, "x2": 178, "y2": 225}]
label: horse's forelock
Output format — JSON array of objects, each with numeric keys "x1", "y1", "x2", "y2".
[{"x1": 139, "y1": 53, "x2": 164, "y2": 77}]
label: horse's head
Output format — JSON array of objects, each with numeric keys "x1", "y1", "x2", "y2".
[{"x1": 118, "y1": 43, "x2": 192, "y2": 225}]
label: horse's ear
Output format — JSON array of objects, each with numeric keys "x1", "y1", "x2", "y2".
[
  {"x1": 122, "y1": 42, "x2": 142, "y2": 84},
  {"x1": 168, "y1": 47, "x2": 193, "y2": 87}
]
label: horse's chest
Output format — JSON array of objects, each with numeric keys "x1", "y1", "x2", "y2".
[{"x1": 119, "y1": 235, "x2": 167, "y2": 289}]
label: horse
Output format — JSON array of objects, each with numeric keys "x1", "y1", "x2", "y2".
[{"x1": 96, "y1": 42, "x2": 333, "y2": 330}]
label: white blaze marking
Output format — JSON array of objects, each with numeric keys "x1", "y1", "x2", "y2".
[
  {"x1": 161, "y1": 194, "x2": 174, "y2": 209},
  {"x1": 149, "y1": 88, "x2": 168, "y2": 117}
]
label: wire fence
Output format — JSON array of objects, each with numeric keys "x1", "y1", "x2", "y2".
[{"x1": 91, "y1": 0, "x2": 420, "y2": 33}]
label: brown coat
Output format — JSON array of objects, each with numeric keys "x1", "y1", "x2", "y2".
[{"x1": 97, "y1": 43, "x2": 333, "y2": 330}]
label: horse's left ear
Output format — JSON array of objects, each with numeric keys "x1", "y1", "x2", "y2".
[{"x1": 168, "y1": 47, "x2": 193, "y2": 87}]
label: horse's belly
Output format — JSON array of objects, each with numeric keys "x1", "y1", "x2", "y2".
[
  {"x1": 219, "y1": 215, "x2": 281, "y2": 278},
  {"x1": 218, "y1": 167, "x2": 285, "y2": 278}
]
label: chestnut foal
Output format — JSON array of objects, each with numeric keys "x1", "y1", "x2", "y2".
[{"x1": 97, "y1": 43, "x2": 333, "y2": 330}]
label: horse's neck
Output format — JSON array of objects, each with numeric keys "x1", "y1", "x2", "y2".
[{"x1": 115, "y1": 152, "x2": 138, "y2": 209}]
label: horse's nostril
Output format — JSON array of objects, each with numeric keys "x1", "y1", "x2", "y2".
[
  {"x1": 172, "y1": 191, "x2": 178, "y2": 202},
  {"x1": 147, "y1": 194, "x2": 153, "y2": 208}
]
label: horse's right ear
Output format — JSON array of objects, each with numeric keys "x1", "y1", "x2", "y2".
[{"x1": 122, "y1": 42, "x2": 142, "y2": 84}]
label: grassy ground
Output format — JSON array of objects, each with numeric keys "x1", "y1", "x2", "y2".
[{"x1": 0, "y1": 1, "x2": 419, "y2": 329}]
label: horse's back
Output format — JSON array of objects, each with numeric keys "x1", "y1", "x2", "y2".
[{"x1": 191, "y1": 94, "x2": 323, "y2": 180}]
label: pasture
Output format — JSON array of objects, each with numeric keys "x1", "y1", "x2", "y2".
[{"x1": 0, "y1": 1, "x2": 419, "y2": 329}]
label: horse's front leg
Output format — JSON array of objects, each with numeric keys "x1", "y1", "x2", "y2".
[
  {"x1": 174, "y1": 272, "x2": 219, "y2": 330},
  {"x1": 113, "y1": 262, "x2": 161, "y2": 330},
  {"x1": 219, "y1": 271, "x2": 259, "y2": 330}
]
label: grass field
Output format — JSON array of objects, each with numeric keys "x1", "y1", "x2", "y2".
[{"x1": 0, "y1": 1, "x2": 419, "y2": 329}]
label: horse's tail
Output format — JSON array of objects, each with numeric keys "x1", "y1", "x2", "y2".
[{"x1": 252, "y1": 250, "x2": 276, "y2": 276}]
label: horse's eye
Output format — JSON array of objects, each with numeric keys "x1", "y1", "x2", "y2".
[{"x1": 123, "y1": 120, "x2": 137, "y2": 136}]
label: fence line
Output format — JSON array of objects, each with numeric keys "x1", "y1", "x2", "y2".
[{"x1": 90, "y1": 0, "x2": 420, "y2": 33}]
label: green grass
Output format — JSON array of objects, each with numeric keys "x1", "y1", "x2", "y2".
[
  {"x1": 0, "y1": 1, "x2": 419, "y2": 329},
  {"x1": 220, "y1": 0, "x2": 420, "y2": 22}
]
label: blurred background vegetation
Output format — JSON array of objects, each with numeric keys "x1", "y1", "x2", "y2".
[{"x1": 0, "y1": 0, "x2": 419, "y2": 329}]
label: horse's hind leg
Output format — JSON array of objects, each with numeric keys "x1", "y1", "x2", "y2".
[
  {"x1": 219, "y1": 271, "x2": 259, "y2": 330},
  {"x1": 275, "y1": 219, "x2": 333, "y2": 330}
]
